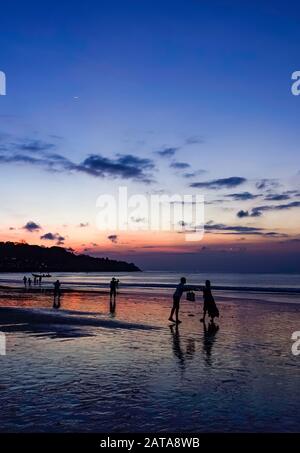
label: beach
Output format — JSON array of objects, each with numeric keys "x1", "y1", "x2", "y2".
[{"x1": 0, "y1": 273, "x2": 300, "y2": 433}]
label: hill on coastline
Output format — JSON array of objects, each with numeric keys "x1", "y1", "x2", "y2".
[{"x1": 0, "y1": 242, "x2": 141, "y2": 272}]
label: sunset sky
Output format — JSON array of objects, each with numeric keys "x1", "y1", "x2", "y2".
[{"x1": 0, "y1": 0, "x2": 299, "y2": 271}]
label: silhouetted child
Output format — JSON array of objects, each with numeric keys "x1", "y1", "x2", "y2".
[
  {"x1": 200, "y1": 280, "x2": 219, "y2": 323},
  {"x1": 28, "y1": 278, "x2": 32, "y2": 287},
  {"x1": 23, "y1": 276, "x2": 27, "y2": 287}
]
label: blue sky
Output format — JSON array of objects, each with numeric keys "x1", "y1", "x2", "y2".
[{"x1": 0, "y1": 0, "x2": 299, "y2": 271}]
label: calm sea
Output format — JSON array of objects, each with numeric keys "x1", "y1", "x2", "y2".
[{"x1": 0, "y1": 271, "x2": 299, "y2": 296}]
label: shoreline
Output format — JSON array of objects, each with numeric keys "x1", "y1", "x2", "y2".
[
  {"x1": 1, "y1": 282, "x2": 300, "y2": 295},
  {"x1": 1, "y1": 284, "x2": 300, "y2": 309}
]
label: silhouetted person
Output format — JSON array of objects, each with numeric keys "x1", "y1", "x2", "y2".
[
  {"x1": 28, "y1": 277, "x2": 32, "y2": 287},
  {"x1": 200, "y1": 280, "x2": 219, "y2": 323},
  {"x1": 23, "y1": 276, "x2": 27, "y2": 287},
  {"x1": 110, "y1": 277, "x2": 119, "y2": 302},
  {"x1": 39, "y1": 276, "x2": 42, "y2": 285},
  {"x1": 53, "y1": 280, "x2": 61, "y2": 308},
  {"x1": 169, "y1": 277, "x2": 199, "y2": 324}
]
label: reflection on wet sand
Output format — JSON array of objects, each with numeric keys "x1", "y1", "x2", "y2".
[
  {"x1": 202, "y1": 321, "x2": 219, "y2": 366},
  {"x1": 109, "y1": 299, "x2": 116, "y2": 317},
  {"x1": 169, "y1": 324, "x2": 196, "y2": 371},
  {"x1": 0, "y1": 288, "x2": 299, "y2": 432}
]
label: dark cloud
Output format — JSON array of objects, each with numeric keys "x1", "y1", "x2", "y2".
[
  {"x1": 108, "y1": 234, "x2": 118, "y2": 244},
  {"x1": 237, "y1": 209, "x2": 261, "y2": 218},
  {"x1": 78, "y1": 154, "x2": 155, "y2": 183},
  {"x1": 238, "y1": 201, "x2": 300, "y2": 217},
  {"x1": 205, "y1": 222, "x2": 263, "y2": 233},
  {"x1": 40, "y1": 232, "x2": 65, "y2": 245},
  {"x1": 264, "y1": 194, "x2": 290, "y2": 201},
  {"x1": 204, "y1": 221, "x2": 284, "y2": 237},
  {"x1": 22, "y1": 221, "x2": 41, "y2": 232},
  {"x1": 16, "y1": 139, "x2": 56, "y2": 153},
  {"x1": 0, "y1": 153, "x2": 52, "y2": 165},
  {"x1": 237, "y1": 210, "x2": 251, "y2": 218},
  {"x1": 156, "y1": 147, "x2": 178, "y2": 158},
  {"x1": 183, "y1": 169, "x2": 206, "y2": 178},
  {"x1": 190, "y1": 177, "x2": 246, "y2": 189},
  {"x1": 78, "y1": 222, "x2": 89, "y2": 228},
  {"x1": 255, "y1": 178, "x2": 279, "y2": 190},
  {"x1": 226, "y1": 192, "x2": 259, "y2": 201},
  {"x1": 170, "y1": 161, "x2": 190, "y2": 170},
  {"x1": 185, "y1": 136, "x2": 205, "y2": 145},
  {"x1": 0, "y1": 143, "x2": 155, "y2": 183}
]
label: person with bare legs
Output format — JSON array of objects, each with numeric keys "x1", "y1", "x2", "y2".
[{"x1": 169, "y1": 277, "x2": 199, "y2": 324}]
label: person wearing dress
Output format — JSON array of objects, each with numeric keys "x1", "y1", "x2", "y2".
[{"x1": 200, "y1": 280, "x2": 219, "y2": 322}]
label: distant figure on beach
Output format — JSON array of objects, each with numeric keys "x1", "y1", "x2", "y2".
[
  {"x1": 53, "y1": 280, "x2": 61, "y2": 308},
  {"x1": 110, "y1": 277, "x2": 119, "y2": 303},
  {"x1": 39, "y1": 275, "x2": 42, "y2": 285},
  {"x1": 169, "y1": 277, "x2": 199, "y2": 324},
  {"x1": 23, "y1": 276, "x2": 27, "y2": 287},
  {"x1": 28, "y1": 277, "x2": 32, "y2": 287},
  {"x1": 200, "y1": 280, "x2": 219, "y2": 323}
]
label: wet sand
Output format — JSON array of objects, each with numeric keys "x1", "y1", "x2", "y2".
[{"x1": 0, "y1": 287, "x2": 300, "y2": 432}]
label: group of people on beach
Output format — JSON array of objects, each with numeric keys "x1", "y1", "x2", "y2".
[
  {"x1": 22, "y1": 274, "x2": 219, "y2": 324},
  {"x1": 109, "y1": 276, "x2": 219, "y2": 325},
  {"x1": 23, "y1": 275, "x2": 43, "y2": 287}
]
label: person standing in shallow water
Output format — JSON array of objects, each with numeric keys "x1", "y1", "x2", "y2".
[
  {"x1": 53, "y1": 280, "x2": 61, "y2": 308},
  {"x1": 109, "y1": 277, "x2": 119, "y2": 303},
  {"x1": 200, "y1": 280, "x2": 219, "y2": 323},
  {"x1": 169, "y1": 277, "x2": 199, "y2": 324}
]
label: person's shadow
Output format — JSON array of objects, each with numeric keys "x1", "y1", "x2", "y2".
[{"x1": 202, "y1": 320, "x2": 219, "y2": 366}]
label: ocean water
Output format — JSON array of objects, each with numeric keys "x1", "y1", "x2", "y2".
[
  {"x1": 0, "y1": 270, "x2": 299, "y2": 290},
  {"x1": 0, "y1": 271, "x2": 299, "y2": 305}
]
